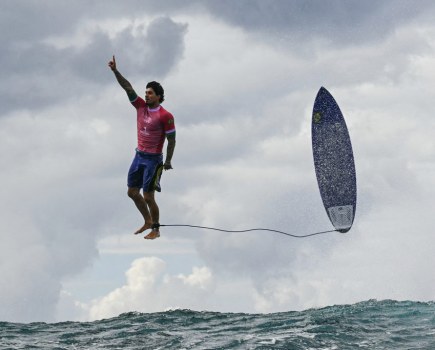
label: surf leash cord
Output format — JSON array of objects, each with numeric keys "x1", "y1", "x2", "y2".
[{"x1": 154, "y1": 224, "x2": 341, "y2": 238}]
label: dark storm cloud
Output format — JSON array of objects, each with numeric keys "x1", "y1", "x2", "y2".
[
  {"x1": 142, "y1": 17, "x2": 188, "y2": 76},
  {"x1": 71, "y1": 16, "x2": 187, "y2": 83},
  {"x1": 201, "y1": 0, "x2": 434, "y2": 45},
  {"x1": 101, "y1": 16, "x2": 188, "y2": 78}
]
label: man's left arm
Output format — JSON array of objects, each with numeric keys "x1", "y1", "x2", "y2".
[{"x1": 164, "y1": 133, "x2": 176, "y2": 170}]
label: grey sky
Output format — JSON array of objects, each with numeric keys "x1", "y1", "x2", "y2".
[{"x1": 1, "y1": 0, "x2": 435, "y2": 322}]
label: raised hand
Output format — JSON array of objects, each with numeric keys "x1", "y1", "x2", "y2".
[{"x1": 108, "y1": 55, "x2": 117, "y2": 71}]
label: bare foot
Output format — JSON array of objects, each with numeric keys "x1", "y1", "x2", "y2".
[
  {"x1": 134, "y1": 222, "x2": 152, "y2": 235},
  {"x1": 144, "y1": 229, "x2": 160, "y2": 240}
]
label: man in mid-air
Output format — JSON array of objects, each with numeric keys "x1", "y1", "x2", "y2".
[{"x1": 108, "y1": 55, "x2": 176, "y2": 240}]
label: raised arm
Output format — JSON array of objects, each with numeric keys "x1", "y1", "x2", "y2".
[{"x1": 108, "y1": 55, "x2": 136, "y2": 97}]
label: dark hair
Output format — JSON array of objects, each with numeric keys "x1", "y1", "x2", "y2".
[{"x1": 146, "y1": 81, "x2": 165, "y2": 103}]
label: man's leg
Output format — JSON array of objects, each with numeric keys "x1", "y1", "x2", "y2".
[
  {"x1": 143, "y1": 191, "x2": 160, "y2": 239},
  {"x1": 127, "y1": 187, "x2": 153, "y2": 234}
]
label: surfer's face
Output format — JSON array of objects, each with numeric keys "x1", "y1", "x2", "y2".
[{"x1": 145, "y1": 88, "x2": 160, "y2": 107}]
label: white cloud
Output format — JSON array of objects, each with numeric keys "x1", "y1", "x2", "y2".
[{"x1": 84, "y1": 257, "x2": 214, "y2": 320}]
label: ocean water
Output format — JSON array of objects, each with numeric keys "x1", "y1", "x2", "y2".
[{"x1": 1, "y1": 300, "x2": 434, "y2": 349}]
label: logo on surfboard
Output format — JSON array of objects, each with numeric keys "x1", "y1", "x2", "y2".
[{"x1": 313, "y1": 112, "x2": 322, "y2": 123}]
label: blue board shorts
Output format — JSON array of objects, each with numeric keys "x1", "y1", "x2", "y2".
[{"x1": 127, "y1": 149, "x2": 164, "y2": 192}]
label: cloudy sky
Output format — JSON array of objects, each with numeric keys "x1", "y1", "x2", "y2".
[{"x1": 2, "y1": 0, "x2": 435, "y2": 323}]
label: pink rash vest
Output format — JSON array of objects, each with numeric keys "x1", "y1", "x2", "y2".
[{"x1": 130, "y1": 95, "x2": 176, "y2": 154}]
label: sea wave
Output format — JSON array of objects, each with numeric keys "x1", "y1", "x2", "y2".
[{"x1": 1, "y1": 299, "x2": 434, "y2": 349}]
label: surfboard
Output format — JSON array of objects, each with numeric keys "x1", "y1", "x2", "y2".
[{"x1": 312, "y1": 87, "x2": 357, "y2": 233}]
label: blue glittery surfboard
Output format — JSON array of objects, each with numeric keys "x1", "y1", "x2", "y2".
[{"x1": 312, "y1": 87, "x2": 356, "y2": 233}]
